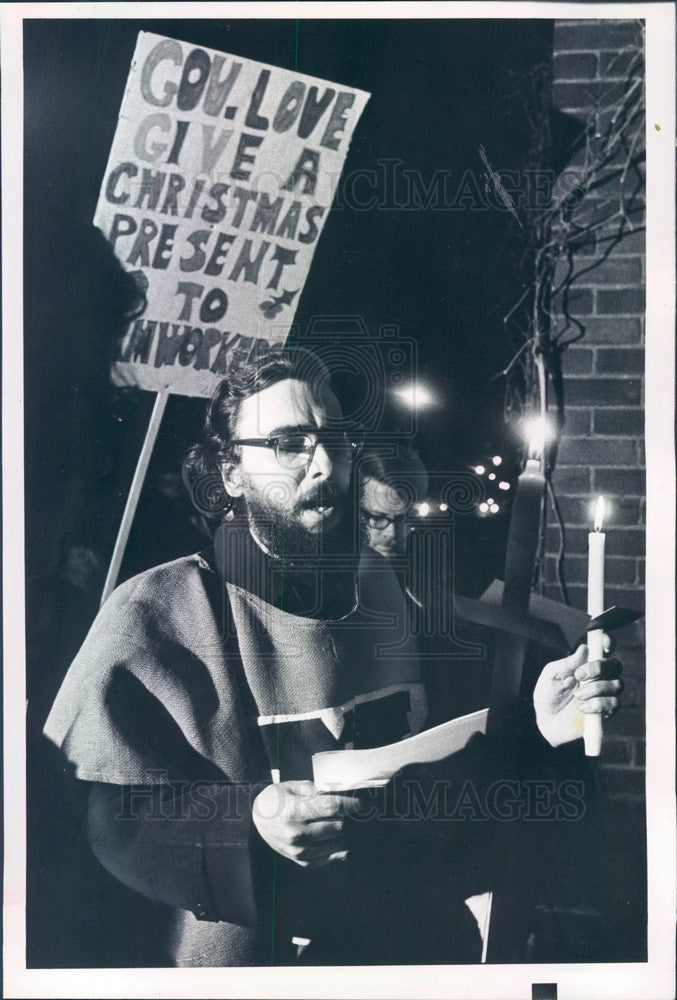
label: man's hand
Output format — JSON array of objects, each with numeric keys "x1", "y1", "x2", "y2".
[
  {"x1": 533, "y1": 641, "x2": 624, "y2": 748},
  {"x1": 252, "y1": 780, "x2": 360, "y2": 867}
]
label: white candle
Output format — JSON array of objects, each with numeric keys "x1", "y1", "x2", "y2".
[{"x1": 584, "y1": 496, "x2": 606, "y2": 756}]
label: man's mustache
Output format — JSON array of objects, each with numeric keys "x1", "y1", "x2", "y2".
[{"x1": 297, "y1": 483, "x2": 341, "y2": 510}]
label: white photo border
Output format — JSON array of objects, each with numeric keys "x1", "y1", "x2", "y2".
[{"x1": 3, "y1": 3, "x2": 675, "y2": 998}]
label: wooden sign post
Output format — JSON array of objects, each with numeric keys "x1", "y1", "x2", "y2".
[{"x1": 100, "y1": 387, "x2": 169, "y2": 604}]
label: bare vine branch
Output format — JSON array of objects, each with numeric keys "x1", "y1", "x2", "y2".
[{"x1": 485, "y1": 22, "x2": 645, "y2": 603}]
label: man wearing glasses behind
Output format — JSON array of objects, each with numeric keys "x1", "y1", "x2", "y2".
[
  {"x1": 359, "y1": 447, "x2": 428, "y2": 562},
  {"x1": 44, "y1": 345, "x2": 624, "y2": 968}
]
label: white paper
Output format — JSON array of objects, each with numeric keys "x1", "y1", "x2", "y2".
[{"x1": 312, "y1": 707, "x2": 489, "y2": 791}]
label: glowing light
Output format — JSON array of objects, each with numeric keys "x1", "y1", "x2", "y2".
[
  {"x1": 474, "y1": 465, "x2": 486, "y2": 475},
  {"x1": 418, "y1": 502, "x2": 430, "y2": 517},
  {"x1": 594, "y1": 496, "x2": 606, "y2": 532},
  {"x1": 523, "y1": 415, "x2": 552, "y2": 458},
  {"x1": 488, "y1": 472, "x2": 496, "y2": 481},
  {"x1": 492, "y1": 456, "x2": 502, "y2": 466},
  {"x1": 393, "y1": 383, "x2": 437, "y2": 409},
  {"x1": 487, "y1": 498, "x2": 494, "y2": 505},
  {"x1": 490, "y1": 503, "x2": 499, "y2": 514},
  {"x1": 439, "y1": 503, "x2": 448, "y2": 512},
  {"x1": 498, "y1": 481, "x2": 510, "y2": 491},
  {"x1": 479, "y1": 502, "x2": 489, "y2": 513}
]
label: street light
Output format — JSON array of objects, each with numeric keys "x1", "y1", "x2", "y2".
[{"x1": 393, "y1": 382, "x2": 437, "y2": 409}]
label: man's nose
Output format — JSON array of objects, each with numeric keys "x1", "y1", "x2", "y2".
[
  {"x1": 308, "y1": 441, "x2": 334, "y2": 479},
  {"x1": 381, "y1": 522, "x2": 396, "y2": 541}
]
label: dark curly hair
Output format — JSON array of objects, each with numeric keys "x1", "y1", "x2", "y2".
[
  {"x1": 182, "y1": 345, "x2": 332, "y2": 519},
  {"x1": 359, "y1": 446, "x2": 429, "y2": 505}
]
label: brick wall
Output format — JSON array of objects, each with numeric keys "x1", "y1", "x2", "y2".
[
  {"x1": 545, "y1": 19, "x2": 646, "y2": 809},
  {"x1": 530, "y1": 24, "x2": 647, "y2": 960}
]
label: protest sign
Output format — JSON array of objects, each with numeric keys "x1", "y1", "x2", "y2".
[{"x1": 94, "y1": 31, "x2": 370, "y2": 396}]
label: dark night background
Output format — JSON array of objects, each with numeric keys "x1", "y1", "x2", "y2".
[
  {"x1": 24, "y1": 18, "x2": 558, "y2": 590},
  {"x1": 24, "y1": 18, "x2": 610, "y2": 969}
]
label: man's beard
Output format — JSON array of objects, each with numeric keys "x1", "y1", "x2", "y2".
[{"x1": 241, "y1": 477, "x2": 346, "y2": 558}]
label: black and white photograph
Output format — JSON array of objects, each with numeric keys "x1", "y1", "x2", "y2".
[{"x1": 2, "y1": 3, "x2": 674, "y2": 998}]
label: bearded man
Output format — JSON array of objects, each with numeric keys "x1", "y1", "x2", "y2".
[{"x1": 44, "y1": 346, "x2": 623, "y2": 967}]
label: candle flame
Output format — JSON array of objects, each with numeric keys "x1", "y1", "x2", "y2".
[
  {"x1": 594, "y1": 495, "x2": 606, "y2": 532},
  {"x1": 524, "y1": 416, "x2": 550, "y2": 459}
]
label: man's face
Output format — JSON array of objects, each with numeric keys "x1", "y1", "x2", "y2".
[
  {"x1": 223, "y1": 378, "x2": 353, "y2": 555},
  {"x1": 360, "y1": 475, "x2": 411, "y2": 558}
]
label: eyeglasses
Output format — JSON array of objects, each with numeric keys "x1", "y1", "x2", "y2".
[
  {"x1": 231, "y1": 431, "x2": 362, "y2": 470},
  {"x1": 360, "y1": 508, "x2": 400, "y2": 531}
]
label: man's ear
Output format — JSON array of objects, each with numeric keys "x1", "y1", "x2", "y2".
[{"x1": 220, "y1": 462, "x2": 244, "y2": 498}]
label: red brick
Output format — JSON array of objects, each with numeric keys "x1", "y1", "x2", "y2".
[
  {"x1": 575, "y1": 195, "x2": 629, "y2": 231},
  {"x1": 551, "y1": 465, "x2": 591, "y2": 493},
  {"x1": 575, "y1": 256, "x2": 643, "y2": 286},
  {"x1": 544, "y1": 554, "x2": 587, "y2": 584},
  {"x1": 595, "y1": 348, "x2": 644, "y2": 374},
  {"x1": 578, "y1": 317, "x2": 642, "y2": 344},
  {"x1": 601, "y1": 497, "x2": 643, "y2": 526},
  {"x1": 562, "y1": 348, "x2": 594, "y2": 375},
  {"x1": 605, "y1": 557, "x2": 640, "y2": 585},
  {"x1": 593, "y1": 467, "x2": 645, "y2": 494},
  {"x1": 551, "y1": 171, "x2": 591, "y2": 212},
  {"x1": 609, "y1": 703, "x2": 645, "y2": 737},
  {"x1": 593, "y1": 407, "x2": 644, "y2": 435},
  {"x1": 557, "y1": 437, "x2": 636, "y2": 466},
  {"x1": 596, "y1": 288, "x2": 646, "y2": 314},
  {"x1": 544, "y1": 526, "x2": 645, "y2": 558},
  {"x1": 595, "y1": 105, "x2": 646, "y2": 145},
  {"x1": 549, "y1": 495, "x2": 641, "y2": 528},
  {"x1": 610, "y1": 227, "x2": 645, "y2": 256},
  {"x1": 566, "y1": 229, "x2": 599, "y2": 255},
  {"x1": 545, "y1": 527, "x2": 589, "y2": 557},
  {"x1": 592, "y1": 208, "x2": 646, "y2": 245},
  {"x1": 553, "y1": 51, "x2": 598, "y2": 80},
  {"x1": 604, "y1": 586, "x2": 645, "y2": 612},
  {"x1": 562, "y1": 554, "x2": 588, "y2": 583},
  {"x1": 601, "y1": 736, "x2": 633, "y2": 765},
  {"x1": 554, "y1": 20, "x2": 643, "y2": 51},
  {"x1": 616, "y1": 641, "x2": 645, "y2": 670},
  {"x1": 606, "y1": 529, "x2": 645, "y2": 557},
  {"x1": 542, "y1": 583, "x2": 569, "y2": 604},
  {"x1": 558, "y1": 584, "x2": 587, "y2": 612},
  {"x1": 565, "y1": 378, "x2": 641, "y2": 406},
  {"x1": 615, "y1": 626, "x2": 646, "y2": 658},
  {"x1": 560, "y1": 408, "x2": 592, "y2": 435},
  {"x1": 552, "y1": 286, "x2": 595, "y2": 316},
  {"x1": 598, "y1": 49, "x2": 644, "y2": 78},
  {"x1": 553, "y1": 79, "x2": 634, "y2": 112},
  {"x1": 598, "y1": 765, "x2": 645, "y2": 800}
]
